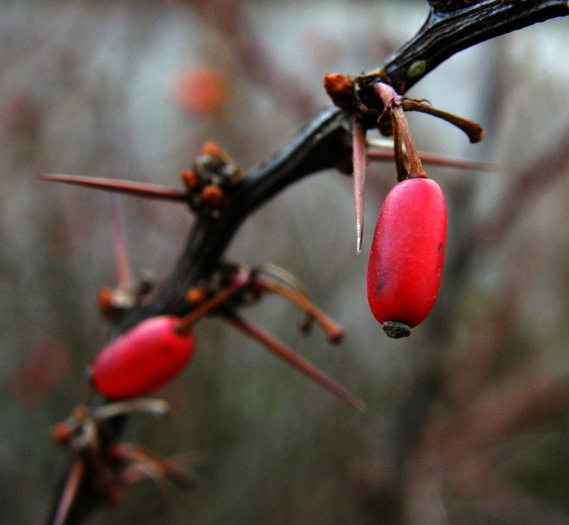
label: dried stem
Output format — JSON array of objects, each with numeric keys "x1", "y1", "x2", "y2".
[
  {"x1": 401, "y1": 99, "x2": 484, "y2": 143},
  {"x1": 374, "y1": 83, "x2": 425, "y2": 178},
  {"x1": 255, "y1": 277, "x2": 344, "y2": 343},
  {"x1": 390, "y1": 109, "x2": 408, "y2": 182}
]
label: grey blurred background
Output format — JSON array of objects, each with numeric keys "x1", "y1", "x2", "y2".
[{"x1": 2, "y1": 1, "x2": 569, "y2": 523}]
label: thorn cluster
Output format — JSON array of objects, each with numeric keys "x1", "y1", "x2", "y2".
[
  {"x1": 176, "y1": 261, "x2": 365, "y2": 411},
  {"x1": 181, "y1": 140, "x2": 242, "y2": 217},
  {"x1": 324, "y1": 74, "x2": 484, "y2": 252},
  {"x1": 51, "y1": 401, "x2": 196, "y2": 525}
]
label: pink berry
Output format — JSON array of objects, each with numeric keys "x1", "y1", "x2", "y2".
[{"x1": 367, "y1": 177, "x2": 447, "y2": 338}]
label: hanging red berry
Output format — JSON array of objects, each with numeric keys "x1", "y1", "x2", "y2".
[
  {"x1": 367, "y1": 176, "x2": 447, "y2": 338},
  {"x1": 91, "y1": 315, "x2": 195, "y2": 399}
]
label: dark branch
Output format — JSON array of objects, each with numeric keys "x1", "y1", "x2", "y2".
[{"x1": 377, "y1": 0, "x2": 569, "y2": 92}]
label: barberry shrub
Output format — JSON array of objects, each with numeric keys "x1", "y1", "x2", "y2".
[{"x1": 1, "y1": 1, "x2": 569, "y2": 524}]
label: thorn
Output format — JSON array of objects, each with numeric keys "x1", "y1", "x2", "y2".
[
  {"x1": 51, "y1": 459, "x2": 85, "y2": 525},
  {"x1": 225, "y1": 312, "x2": 367, "y2": 412},
  {"x1": 252, "y1": 264, "x2": 343, "y2": 341},
  {"x1": 352, "y1": 121, "x2": 367, "y2": 254},
  {"x1": 365, "y1": 145, "x2": 497, "y2": 171},
  {"x1": 40, "y1": 174, "x2": 188, "y2": 202},
  {"x1": 356, "y1": 223, "x2": 363, "y2": 255},
  {"x1": 115, "y1": 443, "x2": 197, "y2": 490},
  {"x1": 110, "y1": 196, "x2": 132, "y2": 289}
]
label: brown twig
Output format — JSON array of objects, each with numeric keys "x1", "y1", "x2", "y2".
[
  {"x1": 254, "y1": 277, "x2": 345, "y2": 343},
  {"x1": 401, "y1": 99, "x2": 484, "y2": 144}
]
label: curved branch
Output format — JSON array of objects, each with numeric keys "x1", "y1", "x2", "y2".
[
  {"x1": 377, "y1": 0, "x2": 569, "y2": 92},
  {"x1": 124, "y1": 0, "x2": 569, "y2": 332}
]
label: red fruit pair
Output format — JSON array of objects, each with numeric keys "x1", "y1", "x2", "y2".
[
  {"x1": 367, "y1": 176, "x2": 447, "y2": 338},
  {"x1": 91, "y1": 315, "x2": 195, "y2": 399}
]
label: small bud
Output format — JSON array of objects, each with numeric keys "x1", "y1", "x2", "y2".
[
  {"x1": 199, "y1": 139, "x2": 229, "y2": 162},
  {"x1": 200, "y1": 184, "x2": 225, "y2": 209},
  {"x1": 98, "y1": 287, "x2": 115, "y2": 314},
  {"x1": 52, "y1": 422, "x2": 75, "y2": 447},
  {"x1": 98, "y1": 287, "x2": 136, "y2": 323},
  {"x1": 186, "y1": 287, "x2": 208, "y2": 306},
  {"x1": 324, "y1": 73, "x2": 356, "y2": 111},
  {"x1": 181, "y1": 169, "x2": 200, "y2": 189}
]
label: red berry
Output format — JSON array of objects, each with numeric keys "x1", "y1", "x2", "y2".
[
  {"x1": 91, "y1": 315, "x2": 195, "y2": 399},
  {"x1": 367, "y1": 177, "x2": 447, "y2": 338}
]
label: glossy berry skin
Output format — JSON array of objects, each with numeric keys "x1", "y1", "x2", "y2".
[
  {"x1": 367, "y1": 177, "x2": 447, "y2": 337},
  {"x1": 92, "y1": 315, "x2": 195, "y2": 399}
]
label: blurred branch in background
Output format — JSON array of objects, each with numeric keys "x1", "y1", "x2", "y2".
[{"x1": 1, "y1": 1, "x2": 569, "y2": 524}]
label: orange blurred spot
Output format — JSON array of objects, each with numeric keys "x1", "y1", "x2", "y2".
[
  {"x1": 186, "y1": 287, "x2": 208, "y2": 306},
  {"x1": 200, "y1": 184, "x2": 225, "y2": 208},
  {"x1": 174, "y1": 67, "x2": 228, "y2": 116},
  {"x1": 181, "y1": 168, "x2": 200, "y2": 189},
  {"x1": 52, "y1": 422, "x2": 74, "y2": 447},
  {"x1": 199, "y1": 139, "x2": 227, "y2": 159}
]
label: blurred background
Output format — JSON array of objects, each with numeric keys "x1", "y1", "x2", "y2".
[{"x1": 2, "y1": 0, "x2": 569, "y2": 523}]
